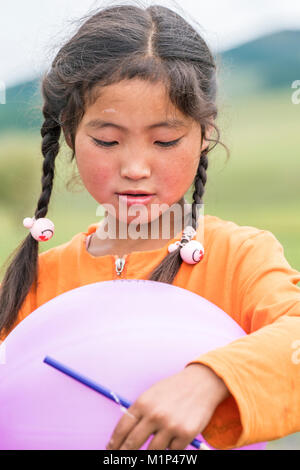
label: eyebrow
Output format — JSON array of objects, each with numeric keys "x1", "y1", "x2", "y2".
[{"x1": 85, "y1": 118, "x2": 187, "y2": 131}]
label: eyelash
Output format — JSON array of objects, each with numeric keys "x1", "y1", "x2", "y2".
[{"x1": 91, "y1": 137, "x2": 182, "y2": 149}]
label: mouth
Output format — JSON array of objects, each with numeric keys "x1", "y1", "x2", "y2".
[
  {"x1": 116, "y1": 193, "x2": 155, "y2": 206},
  {"x1": 117, "y1": 194, "x2": 151, "y2": 197},
  {"x1": 116, "y1": 192, "x2": 154, "y2": 196}
]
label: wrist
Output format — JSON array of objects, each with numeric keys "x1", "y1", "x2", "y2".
[{"x1": 184, "y1": 362, "x2": 231, "y2": 406}]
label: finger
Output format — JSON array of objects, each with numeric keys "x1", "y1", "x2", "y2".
[
  {"x1": 146, "y1": 429, "x2": 174, "y2": 450},
  {"x1": 106, "y1": 406, "x2": 141, "y2": 450},
  {"x1": 119, "y1": 417, "x2": 158, "y2": 450},
  {"x1": 168, "y1": 433, "x2": 193, "y2": 451}
]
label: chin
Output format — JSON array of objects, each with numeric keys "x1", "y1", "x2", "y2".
[{"x1": 117, "y1": 213, "x2": 154, "y2": 226}]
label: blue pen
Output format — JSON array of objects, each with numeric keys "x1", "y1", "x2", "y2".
[{"x1": 43, "y1": 355, "x2": 209, "y2": 450}]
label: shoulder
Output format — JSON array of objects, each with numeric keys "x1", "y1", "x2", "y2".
[
  {"x1": 38, "y1": 232, "x2": 82, "y2": 266},
  {"x1": 37, "y1": 222, "x2": 98, "y2": 265},
  {"x1": 36, "y1": 222, "x2": 93, "y2": 276},
  {"x1": 202, "y1": 213, "x2": 279, "y2": 250},
  {"x1": 200, "y1": 214, "x2": 289, "y2": 274},
  {"x1": 36, "y1": 222, "x2": 100, "y2": 280}
]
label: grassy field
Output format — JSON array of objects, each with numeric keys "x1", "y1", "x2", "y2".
[{"x1": 0, "y1": 87, "x2": 300, "y2": 449}]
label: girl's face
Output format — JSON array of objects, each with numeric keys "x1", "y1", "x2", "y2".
[{"x1": 72, "y1": 79, "x2": 209, "y2": 227}]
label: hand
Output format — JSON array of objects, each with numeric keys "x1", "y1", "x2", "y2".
[{"x1": 105, "y1": 363, "x2": 230, "y2": 450}]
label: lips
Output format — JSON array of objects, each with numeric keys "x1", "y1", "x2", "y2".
[
  {"x1": 119, "y1": 194, "x2": 149, "y2": 197},
  {"x1": 117, "y1": 193, "x2": 155, "y2": 206},
  {"x1": 117, "y1": 192, "x2": 154, "y2": 196}
]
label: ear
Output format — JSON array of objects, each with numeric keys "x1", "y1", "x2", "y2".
[
  {"x1": 62, "y1": 127, "x2": 73, "y2": 150},
  {"x1": 60, "y1": 110, "x2": 73, "y2": 150},
  {"x1": 201, "y1": 122, "x2": 214, "y2": 152}
]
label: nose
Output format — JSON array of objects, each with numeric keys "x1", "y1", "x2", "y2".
[{"x1": 120, "y1": 157, "x2": 151, "y2": 181}]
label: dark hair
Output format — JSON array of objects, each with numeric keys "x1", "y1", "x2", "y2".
[{"x1": 0, "y1": 0, "x2": 229, "y2": 335}]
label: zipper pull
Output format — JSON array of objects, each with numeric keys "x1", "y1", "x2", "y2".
[{"x1": 115, "y1": 256, "x2": 127, "y2": 276}]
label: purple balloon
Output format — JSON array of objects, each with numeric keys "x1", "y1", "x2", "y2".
[{"x1": 0, "y1": 280, "x2": 267, "y2": 450}]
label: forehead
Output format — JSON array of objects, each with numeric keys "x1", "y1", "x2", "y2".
[
  {"x1": 85, "y1": 117, "x2": 188, "y2": 132},
  {"x1": 83, "y1": 79, "x2": 192, "y2": 131}
]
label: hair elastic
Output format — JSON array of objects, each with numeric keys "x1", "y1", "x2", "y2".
[
  {"x1": 23, "y1": 217, "x2": 55, "y2": 242},
  {"x1": 168, "y1": 225, "x2": 204, "y2": 264}
]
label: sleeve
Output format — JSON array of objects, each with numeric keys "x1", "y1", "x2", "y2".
[{"x1": 184, "y1": 230, "x2": 300, "y2": 449}]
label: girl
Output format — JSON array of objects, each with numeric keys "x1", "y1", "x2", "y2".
[{"x1": 1, "y1": 1, "x2": 300, "y2": 451}]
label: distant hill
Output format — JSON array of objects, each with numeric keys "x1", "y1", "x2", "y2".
[
  {"x1": 0, "y1": 29, "x2": 299, "y2": 133},
  {"x1": 218, "y1": 29, "x2": 300, "y2": 98},
  {"x1": 0, "y1": 78, "x2": 42, "y2": 134}
]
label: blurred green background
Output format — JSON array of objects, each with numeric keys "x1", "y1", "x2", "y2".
[{"x1": 0, "y1": 30, "x2": 299, "y2": 449}]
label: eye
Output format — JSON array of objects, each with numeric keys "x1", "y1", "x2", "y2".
[
  {"x1": 92, "y1": 138, "x2": 118, "y2": 148},
  {"x1": 91, "y1": 137, "x2": 182, "y2": 148},
  {"x1": 155, "y1": 138, "x2": 182, "y2": 148}
]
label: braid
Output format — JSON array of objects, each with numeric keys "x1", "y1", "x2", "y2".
[
  {"x1": 36, "y1": 111, "x2": 61, "y2": 218},
  {"x1": 148, "y1": 148, "x2": 208, "y2": 284},
  {"x1": 191, "y1": 147, "x2": 208, "y2": 231},
  {"x1": 0, "y1": 108, "x2": 61, "y2": 335}
]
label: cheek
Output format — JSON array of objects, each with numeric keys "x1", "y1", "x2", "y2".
[
  {"x1": 85, "y1": 166, "x2": 113, "y2": 192},
  {"x1": 75, "y1": 144, "x2": 116, "y2": 199},
  {"x1": 157, "y1": 153, "x2": 198, "y2": 193}
]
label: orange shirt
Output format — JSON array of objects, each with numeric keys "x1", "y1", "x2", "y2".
[{"x1": 1, "y1": 214, "x2": 300, "y2": 449}]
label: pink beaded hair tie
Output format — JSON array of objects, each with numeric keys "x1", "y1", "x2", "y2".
[
  {"x1": 168, "y1": 225, "x2": 204, "y2": 265},
  {"x1": 23, "y1": 217, "x2": 55, "y2": 242}
]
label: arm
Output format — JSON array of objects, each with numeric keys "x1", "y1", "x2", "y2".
[
  {"x1": 106, "y1": 361, "x2": 232, "y2": 451},
  {"x1": 185, "y1": 230, "x2": 300, "y2": 449}
]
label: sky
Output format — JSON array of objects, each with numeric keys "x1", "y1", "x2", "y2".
[{"x1": 1, "y1": 0, "x2": 300, "y2": 88}]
